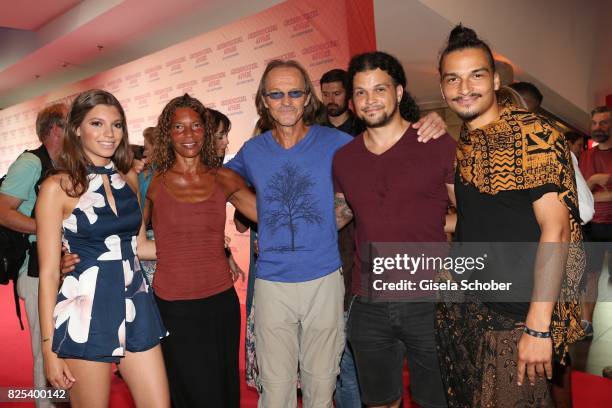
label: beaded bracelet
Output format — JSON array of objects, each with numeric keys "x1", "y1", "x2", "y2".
[{"x1": 523, "y1": 326, "x2": 551, "y2": 338}]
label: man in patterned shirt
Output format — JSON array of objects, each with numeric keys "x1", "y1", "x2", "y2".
[{"x1": 435, "y1": 24, "x2": 584, "y2": 407}]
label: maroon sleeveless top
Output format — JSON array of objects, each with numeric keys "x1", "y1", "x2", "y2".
[{"x1": 152, "y1": 177, "x2": 232, "y2": 300}]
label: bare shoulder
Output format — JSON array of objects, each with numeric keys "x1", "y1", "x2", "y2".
[
  {"x1": 216, "y1": 167, "x2": 233, "y2": 176},
  {"x1": 40, "y1": 173, "x2": 69, "y2": 196},
  {"x1": 215, "y1": 168, "x2": 247, "y2": 199},
  {"x1": 38, "y1": 174, "x2": 73, "y2": 212},
  {"x1": 216, "y1": 167, "x2": 245, "y2": 186}
]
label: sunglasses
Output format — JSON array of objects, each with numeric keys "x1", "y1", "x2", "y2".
[{"x1": 264, "y1": 90, "x2": 307, "y2": 100}]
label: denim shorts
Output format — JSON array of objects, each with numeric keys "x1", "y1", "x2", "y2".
[{"x1": 347, "y1": 298, "x2": 447, "y2": 407}]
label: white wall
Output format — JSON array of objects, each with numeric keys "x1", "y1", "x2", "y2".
[
  {"x1": 419, "y1": 0, "x2": 607, "y2": 115},
  {"x1": 589, "y1": 0, "x2": 612, "y2": 107}
]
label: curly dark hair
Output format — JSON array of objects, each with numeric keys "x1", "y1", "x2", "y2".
[
  {"x1": 152, "y1": 94, "x2": 218, "y2": 173},
  {"x1": 348, "y1": 51, "x2": 420, "y2": 122},
  {"x1": 58, "y1": 89, "x2": 131, "y2": 197}
]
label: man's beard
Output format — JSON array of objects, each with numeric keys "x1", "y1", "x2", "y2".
[
  {"x1": 326, "y1": 102, "x2": 348, "y2": 118},
  {"x1": 451, "y1": 93, "x2": 483, "y2": 123},
  {"x1": 363, "y1": 103, "x2": 398, "y2": 128},
  {"x1": 592, "y1": 130, "x2": 610, "y2": 144},
  {"x1": 456, "y1": 109, "x2": 481, "y2": 122}
]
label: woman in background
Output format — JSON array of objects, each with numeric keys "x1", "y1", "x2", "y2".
[
  {"x1": 235, "y1": 117, "x2": 268, "y2": 391},
  {"x1": 210, "y1": 109, "x2": 231, "y2": 165},
  {"x1": 210, "y1": 108, "x2": 246, "y2": 282},
  {"x1": 139, "y1": 126, "x2": 158, "y2": 284}
]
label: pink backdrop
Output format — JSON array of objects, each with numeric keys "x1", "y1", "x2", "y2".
[{"x1": 0, "y1": 0, "x2": 375, "y2": 303}]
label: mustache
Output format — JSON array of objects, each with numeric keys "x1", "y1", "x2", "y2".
[
  {"x1": 361, "y1": 104, "x2": 384, "y2": 112},
  {"x1": 452, "y1": 93, "x2": 482, "y2": 102},
  {"x1": 592, "y1": 131, "x2": 609, "y2": 141}
]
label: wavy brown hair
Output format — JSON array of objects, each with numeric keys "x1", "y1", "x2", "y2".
[
  {"x1": 152, "y1": 94, "x2": 218, "y2": 173},
  {"x1": 58, "y1": 89, "x2": 131, "y2": 197},
  {"x1": 255, "y1": 59, "x2": 323, "y2": 130}
]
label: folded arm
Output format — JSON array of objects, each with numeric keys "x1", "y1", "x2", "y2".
[{"x1": 0, "y1": 193, "x2": 35, "y2": 233}]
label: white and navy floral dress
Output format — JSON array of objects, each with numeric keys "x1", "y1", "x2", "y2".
[{"x1": 52, "y1": 163, "x2": 166, "y2": 362}]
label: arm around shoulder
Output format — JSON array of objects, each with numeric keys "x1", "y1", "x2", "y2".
[{"x1": 218, "y1": 168, "x2": 257, "y2": 222}]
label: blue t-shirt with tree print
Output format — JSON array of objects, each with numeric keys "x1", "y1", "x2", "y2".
[{"x1": 226, "y1": 124, "x2": 351, "y2": 282}]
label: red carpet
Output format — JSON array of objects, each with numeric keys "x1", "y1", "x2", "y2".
[
  {"x1": 0, "y1": 283, "x2": 258, "y2": 407},
  {"x1": 2, "y1": 282, "x2": 611, "y2": 407}
]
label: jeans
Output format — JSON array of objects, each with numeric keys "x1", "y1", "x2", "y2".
[
  {"x1": 335, "y1": 311, "x2": 362, "y2": 407},
  {"x1": 348, "y1": 299, "x2": 446, "y2": 407}
]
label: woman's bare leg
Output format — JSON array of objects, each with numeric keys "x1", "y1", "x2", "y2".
[
  {"x1": 64, "y1": 359, "x2": 111, "y2": 408},
  {"x1": 118, "y1": 345, "x2": 170, "y2": 408}
]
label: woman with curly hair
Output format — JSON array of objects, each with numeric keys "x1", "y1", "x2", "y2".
[
  {"x1": 146, "y1": 94, "x2": 256, "y2": 407},
  {"x1": 37, "y1": 89, "x2": 169, "y2": 407}
]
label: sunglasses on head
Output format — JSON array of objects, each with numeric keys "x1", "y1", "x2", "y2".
[{"x1": 264, "y1": 90, "x2": 307, "y2": 100}]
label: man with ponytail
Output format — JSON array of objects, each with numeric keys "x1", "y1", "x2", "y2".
[
  {"x1": 332, "y1": 51, "x2": 455, "y2": 408},
  {"x1": 436, "y1": 24, "x2": 584, "y2": 407}
]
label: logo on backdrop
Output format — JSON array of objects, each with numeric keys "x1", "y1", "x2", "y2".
[
  {"x1": 221, "y1": 96, "x2": 247, "y2": 116},
  {"x1": 249, "y1": 24, "x2": 278, "y2": 50},
  {"x1": 217, "y1": 37, "x2": 243, "y2": 60},
  {"x1": 166, "y1": 57, "x2": 186, "y2": 76},
  {"x1": 231, "y1": 63, "x2": 258, "y2": 85},
  {"x1": 284, "y1": 10, "x2": 318, "y2": 37},
  {"x1": 190, "y1": 48, "x2": 213, "y2": 68},
  {"x1": 145, "y1": 65, "x2": 162, "y2": 82},
  {"x1": 202, "y1": 72, "x2": 226, "y2": 93},
  {"x1": 125, "y1": 72, "x2": 142, "y2": 89}
]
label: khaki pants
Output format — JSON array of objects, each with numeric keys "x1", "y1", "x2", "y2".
[
  {"x1": 17, "y1": 274, "x2": 56, "y2": 408},
  {"x1": 254, "y1": 269, "x2": 345, "y2": 408}
]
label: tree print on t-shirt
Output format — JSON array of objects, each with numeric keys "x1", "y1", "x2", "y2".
[{"x1": 264, "y1": 162, "x2": 322, "y2": 252}]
